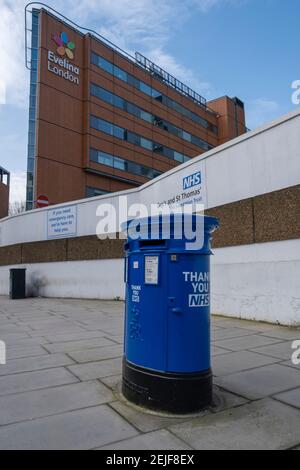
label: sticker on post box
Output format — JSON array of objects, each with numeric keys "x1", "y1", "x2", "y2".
[
  {"x1": 145, "y1": 256, "x2": 159, "y2": 285},
  {"x1": 133, "y1": 261, "x2": 139, "y2": 269}
]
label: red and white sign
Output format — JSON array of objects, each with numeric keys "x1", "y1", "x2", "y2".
[{"x1": 36, "y1": 195, "x2": 49, "y2": 209}]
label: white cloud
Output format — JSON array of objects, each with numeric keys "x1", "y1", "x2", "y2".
[
  {"x1": 0, "y1": 1, "x2": 29, "y2": 107},
  {"x1": 246, "y1": 98, "x2": 280, "y2": 129},
  {"x1": 9, "y1": 171, "x2": 26, "y2": 204}
]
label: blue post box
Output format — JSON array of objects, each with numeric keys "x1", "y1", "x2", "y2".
[{"x1": 122, "y1": 214, "x2": 219, "y2": 413}]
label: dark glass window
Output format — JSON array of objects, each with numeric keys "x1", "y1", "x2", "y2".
[
  {"x1": 86, "y1": 186, "x2": 110, "y2": 198},
  {"x1": 127, "y1": 131, "x2": 140, "y2": 146},
  {"x1": 90, "y1": 148, "x2": 162, "y2": 180},
  {"x1": 114, "y1": 157, "x2": 126, "y2": 171},
  {"x1": 114, "y1": 125, "x2": 126, "y2": 140},
  {"x1": 127, "y1": 75, "x2": 140, "y2": 88},
  {"x1": 140, "y1": 110, "x2": 152, "y2": 123},
  {"x1": 152, "y1": 89, "x2": 163, "y2": 102},
  {"x1": 139, "y1": 82, "x2": 152, "y2": 96},
  {"x1": 99, "y1": 120, "x2": 113, "y2": 135},
  {"x1": 114, "y1": 66, "x2": 127, "y2": 82},
  {"x1": 140, "y1": 137, "x2": 153, "y2": 151},
  {"x1": 91, "y1": 52, "x2": 218, "y2": 137},
  {"x1": 114, "y1": 95, "x2": 125, "y2": 110}
]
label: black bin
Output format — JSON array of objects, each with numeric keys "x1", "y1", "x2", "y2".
[{"x1": 9, "y1": 269, "x2": 26, "y2": 299}]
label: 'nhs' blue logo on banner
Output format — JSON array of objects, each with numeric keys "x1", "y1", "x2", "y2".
[{"x1": 183, "y1": 171, "x2": 201, "y2": 190}]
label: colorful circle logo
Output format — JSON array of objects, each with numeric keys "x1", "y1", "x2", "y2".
[{"x1": 52, "y1": 32, "x2": 75, "y2": 60}]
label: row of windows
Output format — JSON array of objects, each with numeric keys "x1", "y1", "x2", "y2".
[
  {"x1": 91, "y1": 52, "x2": 218, "y2": 135},
  {"x1": 90, "y1": 115, "x2": 191, "y2": 164},
  {"x1": 26, "y1": 10, "x2": 39, "y2": 211},
  {"x1": 90, "y1": 148, "x2": 162, "y2": 180},
  {"x1": 90, "y1": 83, "x2": 213, "y2": 152}
]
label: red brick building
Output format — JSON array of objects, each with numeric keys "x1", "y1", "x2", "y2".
[{"x1": 26, "y1": 7, "x2": 247, "y2": 210}]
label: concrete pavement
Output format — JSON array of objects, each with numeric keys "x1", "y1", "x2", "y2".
[{"x1": 0, "y1": 297, "x2": 299, "y2": 450}]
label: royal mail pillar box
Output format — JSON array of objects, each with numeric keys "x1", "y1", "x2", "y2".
[{"x1": 122, "y1": 214, "x2": 219, "y2": 414}]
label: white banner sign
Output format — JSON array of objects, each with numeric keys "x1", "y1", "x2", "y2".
[{"x1": 47, "y1": 205, "x2": 77, "y2": 239}]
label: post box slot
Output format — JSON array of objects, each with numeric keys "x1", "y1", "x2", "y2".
[{"x1": 139, "y1": 240, "x2": 166, "y2": 249}]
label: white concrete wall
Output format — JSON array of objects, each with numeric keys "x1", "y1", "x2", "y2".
[
  {"x1": 0, "y1": 259, "x2": 125, "y2": 300},
  {"x1": 211, "y1": 239, "x2": 300, "y2": 326},
  {"x1": 1, "y1": 239, "x2": 299, "y2": 326},
  {"x1": 1, "y1": 108, "x2": 300, "y2": 247}
]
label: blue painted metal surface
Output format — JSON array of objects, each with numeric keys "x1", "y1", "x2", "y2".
[{"x1": 123, "y1": 215, "x2": 219, "y2": 374}]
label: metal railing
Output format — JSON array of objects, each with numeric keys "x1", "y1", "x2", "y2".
[{"x1": 135, "y1": 52, "x2": 207, "y2": 108}]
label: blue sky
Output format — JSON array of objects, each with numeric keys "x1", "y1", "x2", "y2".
[{"x1": 0, "y1": 0, "x2": 299, "y2": 202}]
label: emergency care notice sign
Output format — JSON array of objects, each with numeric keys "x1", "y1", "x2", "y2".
[
  {"x1": 47, "y1": 205, "x2": 77, "y2": 239},
  {"x1": 145, "y1": 256, "x2": 159, "y2": 285}
]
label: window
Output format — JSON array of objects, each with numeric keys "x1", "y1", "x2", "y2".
[
  {"x1": 113, "y1": 125, "x2": 126, "y2": 140},
  {"x1": 152, "y1": 89, "x2": 163, "y2": 102},
  {"x1": 182, "y1": 131, "x2": 191, "y2": 142},
  {"x1": 127, "y1": 102, "x2": 140, "y2": 118},
  {"x1": 27, "y1": 158, "x2": 34, "y2": 172},
  {"x1": 98, "y1": 152, "x2": 114, "y2": 167},
  {"x1": 140, "y1": 137, "x2": 153, "y2": 151},
  {"x1": 91, "y1": 53, "x2": 113, "y2": 74},
  {"x1": 153, "y1": 143, "x2": 164, "y2": 154},
  {"x1": 139, "y1": 82, "x2": 152, "y2": 96},
  {"x1": 89, "y1": 148, "x2": 162, "y2": 180},
  {"x1": 100, "y1": 120, "x2": 113, "y2": 135},
  {"x1": 86, "y1": 187, "x2": 109, "y2": 198},
  {"x1": 140, "y1": 110, "x2": 152, "y2": 123},
  {"x1": 174, "y1": 151, "x2": 184, "y2": 163},
  {"x1": 127, "y1": 131, "x2": 140, "y2": 146},
  {"x1": 114, "y1": 157, "x2": 126, "y2": 171},
  {"x1": 114, "y1": 95, "x2": 126, "y2": 110},
  {"x1": 127, "y1": 75, "x2": 140, "y2": 88},
  {"x1": 114, "y1": 66, "x2": 127, "y2": 82}
]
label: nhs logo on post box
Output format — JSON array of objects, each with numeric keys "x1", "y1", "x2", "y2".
[{"x1": 183, "y1": 171, "x2": 201, "y2": 190}]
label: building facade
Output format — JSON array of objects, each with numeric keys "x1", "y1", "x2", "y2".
[
  {"x1": 0, "y1": 166, "x2": 10, "y2": 219},
  {"x1": 25, "y1": 7, "x2": 246, "y2": 210}
]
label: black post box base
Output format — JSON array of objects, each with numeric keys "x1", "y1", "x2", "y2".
[{"x1": 122, "y1": 358, "x2": 212, "y2": 414}]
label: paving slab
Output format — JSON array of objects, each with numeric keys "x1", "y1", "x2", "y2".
[
  {"x1": 45, "y1": 331, "x2": 107, "y2": 343},
  {"x1": 43, "y1": 337, "x2": 115, "y2": 354},
  {"x1": 0, "y1": 405, "x2": 138, "y2": 450},
  {"x1": 273, "y1": 387, "x2": 300, "y2": 409},
  {"x1": 0, "y1": 367, "x2": 78, "y2": 396},
  {"x1": 68, "y1": 344, "x2": 123, "y2": 363},
  {"x1": 212, "y1": 387, "x2": 248, "y2": 411},
  {"x1": 68, "y1": 358, "x2": 122, "y2": 381},
  {"x1": 216, "y1": 364, "x2": 300, "y2": 400},
  {"x1": 0, "y1": 353, "x2": 74, "y2": 376},
  {"x1": 251, "y1": 341, "x2": 296, "y2": 361},
  {"x1": 212, "y1": 328, "x2": 256, "y2": 341},
  {"x1": 259, "y1": 329, "x2": 300, "y2": 341},
  {"x1": 216, "y1": 334, "x2": 282, "y2": 352},
  {"x1": 0, "y1": 381, "x2": 113, "y2": 425},
  {"x1": 6, "y1": 344, "x2": 48, "y2": 360},
  {"x1": 280, "y1": 360, "x2": 300, "y2": 370},
  {"x1": 212, "y1": 350, "x2": 279, "y2": 377},
  {"x1": 109, "y1": 401, "x2": 197, "y2": 433},
  {"x1": 169, "y1": 398, "x2": 300, "y2": 450},
  {"x1": 212, "y1": 346, "x2": 232, "y2": 357},
  {"x1": 99, "y1": 429, "x2": 192, "y2": 450},
  {"x1": 100, "y1": 374, "x2": 122, "y2": 391}
]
